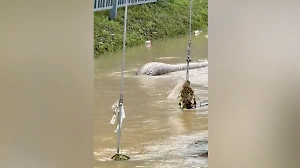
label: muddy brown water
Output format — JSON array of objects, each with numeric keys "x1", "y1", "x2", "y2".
[{"x1": 94, "y1": 31, "x2": 208, "y2": 168}]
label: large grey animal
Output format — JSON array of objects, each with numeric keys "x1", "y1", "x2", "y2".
[{"x1": 135, "y1": 61, "x2": 208, "y2": 76}]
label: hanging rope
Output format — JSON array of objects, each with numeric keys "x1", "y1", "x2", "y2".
[{"x1": 185, "y1": 0, "x2": 193, "y2": 81}]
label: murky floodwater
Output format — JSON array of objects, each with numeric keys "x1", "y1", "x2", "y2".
[{"x1": 94, "y1": 31, "x2": 208, "y2": 168}]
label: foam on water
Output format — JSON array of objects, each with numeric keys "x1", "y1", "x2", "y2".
[
  {"x1": 156, "y1": 57, "x2": 180, "y2": 60},
  {"x1": 133, "y1": 131, "x2": 208, "y2": 167},
  {"x1": 94, "y1": 131, "x2": 208, "y2": 167}
]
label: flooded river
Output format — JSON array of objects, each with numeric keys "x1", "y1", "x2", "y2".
[{"x1": 94, "y1": 31, "x2": 208, "y2": 168}]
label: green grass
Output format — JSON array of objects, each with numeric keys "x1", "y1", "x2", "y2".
[{"x1": 94, "y1": 0, "x2": 208, "y2": 57}]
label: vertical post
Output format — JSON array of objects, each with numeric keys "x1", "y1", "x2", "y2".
[
  {"x1": 104, "y1": 0, "x2": 107, "y2": 8},
  {"x1": 109, "y1": 0, "x2": 118, "y2": 20},
  {"x1": 95, "y1": 0, "x2": 99, "y2": 9},
  {"x1": 117, "y1": 0, "x2": 128, "y2": 157},
  {"x1": 110, "y1": 0, "x2": 130, "y2": 161}
]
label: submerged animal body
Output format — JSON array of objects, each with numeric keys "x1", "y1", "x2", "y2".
[{"x1": 135, "y1": 61, "x2": 208, "y2": 76}]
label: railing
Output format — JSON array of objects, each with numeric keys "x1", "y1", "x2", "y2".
[{"x1": 94, "y1": 0, "x2": 157, "y2": 12}]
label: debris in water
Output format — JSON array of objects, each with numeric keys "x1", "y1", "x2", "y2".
[
  {"x1": 194, "y1": 30, "x2": 201, "y2": 35},
  {"x1": 145, "y1": 40, "x2": 151, "y2": 47}
]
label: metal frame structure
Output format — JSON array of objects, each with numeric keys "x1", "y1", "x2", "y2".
[{"x1": 94, "y1": 0, "x2": 157, "y2": 12}]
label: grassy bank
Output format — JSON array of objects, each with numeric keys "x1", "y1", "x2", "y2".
[{"x1": 94, "y1": 0, "x2": 208, "y2": 57}]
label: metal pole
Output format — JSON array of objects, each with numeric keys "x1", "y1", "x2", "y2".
[
  {"x1": 116, "y1": 0, "x2": 128, "y2": 155},
  {"x1": 95, "y1": 0, "x2": 99, "y2": 9},
  {"x1": 109, "y1": 0, "x2": 118, "y2": 20}
]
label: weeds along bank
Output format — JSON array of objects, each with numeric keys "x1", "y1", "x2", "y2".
[{"x1": 94, "y1": 0, "x2": 208, "y2": 57}]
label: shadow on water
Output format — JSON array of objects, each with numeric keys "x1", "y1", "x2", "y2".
[{"x1": 94, "y1": 32, "x2": 208, "y2": 168}]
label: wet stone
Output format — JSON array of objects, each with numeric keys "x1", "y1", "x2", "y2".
[{"x1": 187, "y1": 140, "x2": 208, "y2": 158}]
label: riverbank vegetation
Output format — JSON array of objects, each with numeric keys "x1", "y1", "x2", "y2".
[{"x1": 94, "y1": 0, "x2": 208, "y2": 57}]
